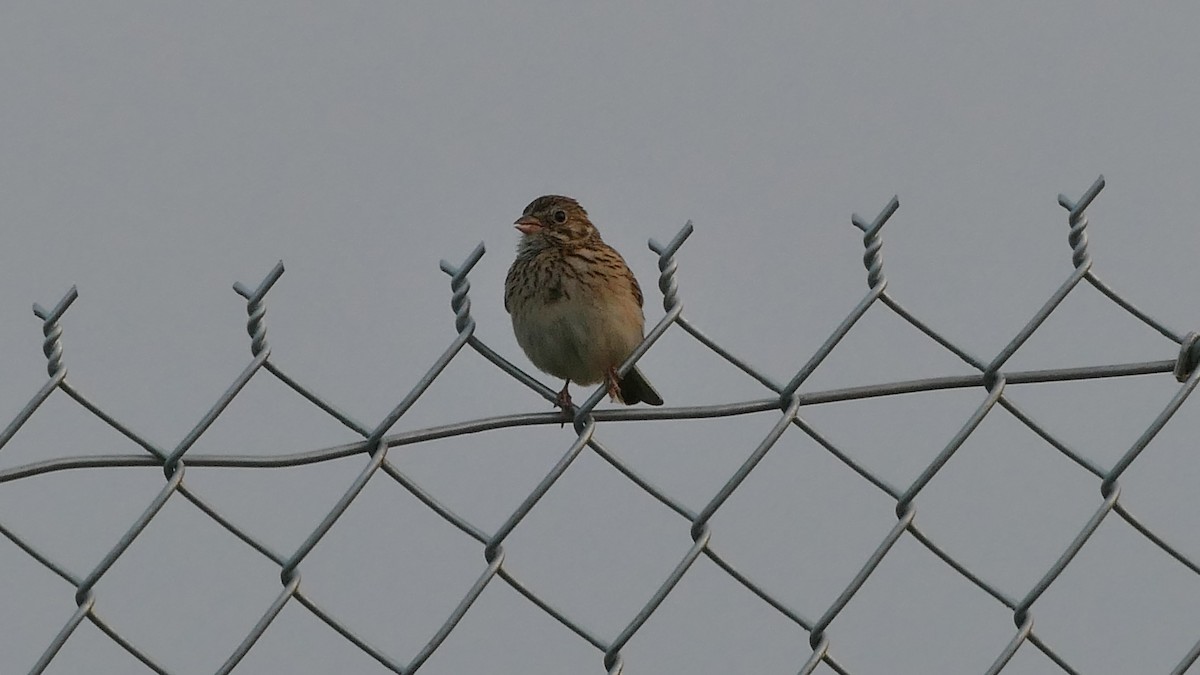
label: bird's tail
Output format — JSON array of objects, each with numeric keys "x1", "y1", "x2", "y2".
[{"x1": 618, "y1": 366, "x2": 663, "y2": 406}]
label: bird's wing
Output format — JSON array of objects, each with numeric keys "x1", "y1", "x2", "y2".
[{"x1": 629, "y1": 265, "x2": 644, "y2": 309}]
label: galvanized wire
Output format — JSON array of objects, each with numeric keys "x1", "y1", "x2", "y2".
[{"x1": 2, "y1": 175, "x2": 1198, "y2": 674}]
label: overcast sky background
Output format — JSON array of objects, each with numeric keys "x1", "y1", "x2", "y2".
[{"x1": 3, "y1": 2, "x2": 1200, "y2": 674}]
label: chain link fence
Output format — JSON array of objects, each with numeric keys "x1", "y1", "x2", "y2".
[{"x1": 2, "y1": 176, "x2": 1199, "y2": 674}]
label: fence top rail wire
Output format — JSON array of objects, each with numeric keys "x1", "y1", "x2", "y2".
[{"x1": 3, "y1": 175, "x2": 1199, "y2": 675}]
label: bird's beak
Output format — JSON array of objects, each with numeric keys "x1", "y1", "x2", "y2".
[{"x1": 514, "y1": 215, "x2": 543, "y2": 235}]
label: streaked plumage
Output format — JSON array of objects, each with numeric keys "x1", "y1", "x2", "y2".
[{"x1": 504, "y1": 195, "x2": 663, "y2": 407}]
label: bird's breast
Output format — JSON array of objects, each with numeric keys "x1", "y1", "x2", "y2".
[{"x1": 507, "y1": 252, "x2": 646, "y2": 385}]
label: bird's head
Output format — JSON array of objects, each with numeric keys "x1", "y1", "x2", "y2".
[{"x1": 514, "y1": 195, "x2": 599, "y2": 246}]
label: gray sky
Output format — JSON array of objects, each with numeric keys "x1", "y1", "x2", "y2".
[{"x1": 2, "y1": 2, "x2": 1200, "y2": 674}]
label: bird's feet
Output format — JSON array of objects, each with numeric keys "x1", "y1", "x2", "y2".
[
  {"x1": 555, "y1": 382, "x2": 574, "y2": 410},
  {"x1": 606, "y1": 367, "x2": 623, "y2": 403},
  {"x1": 555, "y1": 382, "x2": 575, "y2": 428}
]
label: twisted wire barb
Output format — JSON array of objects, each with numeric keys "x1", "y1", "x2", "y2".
[
  {"x1": 4, "y1": 178, "x2": 1199, "y2": 675},
  {"x1": 1058, "y1": 174, "x2": 1103, "y2": 270},
  {"x1": 32, "y1": 286, "x2": 79, "y2": 378},
  {"x1": 233, "y1": 260, "x2": 285, "y2": 356},
  {"x1": 853, "y1": 195, "x2": 897, "y2": 290},
  {"x1": 0, "y1": 287, "x2": 79, "y2": 452}
]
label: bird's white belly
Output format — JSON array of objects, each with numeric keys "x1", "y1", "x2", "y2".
[{"x1": 511, "y1": 296, "x2": 643, "y2": 385}]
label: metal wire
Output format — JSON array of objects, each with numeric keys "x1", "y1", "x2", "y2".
[{"x1": 2, "y1": 175, "x2": 1198, "y2": 674}]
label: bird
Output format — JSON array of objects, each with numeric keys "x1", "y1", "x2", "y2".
[{"x1": 504, "y1": 195, "x2": 664, "y2": 409}]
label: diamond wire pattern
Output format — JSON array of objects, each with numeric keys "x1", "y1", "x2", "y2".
[{"x1": 2, "y1": 176, "x2": 1200, "y2": 674}]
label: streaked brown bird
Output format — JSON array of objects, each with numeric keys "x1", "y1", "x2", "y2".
[{"x1": 504, "y1": 195, "x2": 663, "y2": 408}]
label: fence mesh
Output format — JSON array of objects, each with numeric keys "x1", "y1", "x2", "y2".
[{"x1": 3, "y1": 175, "x2": 1199, "y2": 674}]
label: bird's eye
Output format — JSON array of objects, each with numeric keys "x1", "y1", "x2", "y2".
[{"x1": 552, "y1": 209, "x2": 568, "y2": 224}]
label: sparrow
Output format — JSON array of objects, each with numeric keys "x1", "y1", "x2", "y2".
[{"x1": 504, "y1": 195, "x2": 664, "y2": 409}]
